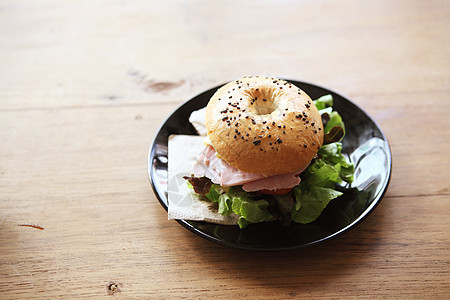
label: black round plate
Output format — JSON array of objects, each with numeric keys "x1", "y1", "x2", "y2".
[{"x1": 148, "y1": 80, "x2": 392, "y2": 251}]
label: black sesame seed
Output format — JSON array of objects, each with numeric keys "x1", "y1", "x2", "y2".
[
  {"x1": 253, "y1": 140, "x2": 261, "y2": 146},
  {"x1": 277, "y1": 138, "x2": 282, "y2": 143}
]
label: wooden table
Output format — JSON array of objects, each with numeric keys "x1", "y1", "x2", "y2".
[{"x1": 1, "y1": 0, "x2": 449, "y2": 298}]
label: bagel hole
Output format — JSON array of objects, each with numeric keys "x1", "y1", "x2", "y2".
[{"x1": 252, "y1": 89, "x2": 277, "y2": 116}]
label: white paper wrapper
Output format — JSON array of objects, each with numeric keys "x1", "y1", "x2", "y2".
[
  {"x1": 167, "y1": 134, "x2": 239, "y2": 225},
  {"x1": 188, "y1": 107, "x2": 207, "y2": 137}
]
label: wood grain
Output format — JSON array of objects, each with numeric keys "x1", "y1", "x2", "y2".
[{"x1": 0, "y1": 0, "x2": 449, "y2": 298}]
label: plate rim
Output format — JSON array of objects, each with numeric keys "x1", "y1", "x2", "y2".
[{"x1": 148, "y1": 79, "x2": 392, "y2": 251}]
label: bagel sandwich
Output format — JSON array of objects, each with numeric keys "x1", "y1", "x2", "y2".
[{"x1": 175, "y1": 76, "x2": 354, "y2": 228}]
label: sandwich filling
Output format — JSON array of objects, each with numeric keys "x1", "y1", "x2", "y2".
[{"x1": 193, "y1": 145, "x2": 303, "y2": 192}]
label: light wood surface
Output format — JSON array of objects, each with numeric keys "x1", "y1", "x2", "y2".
[{"x1": 1, "y1": 0, "x2": 449, "y2": 298}]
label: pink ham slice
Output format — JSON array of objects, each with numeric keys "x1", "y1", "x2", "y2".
[
  {"x1": 193, "y1": 146, "x2": 302, "y2": 192},
  {"x1": 241, "y1": 172, "x2": 301, "y2": 192}
]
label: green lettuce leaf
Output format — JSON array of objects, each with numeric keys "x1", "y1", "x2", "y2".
[
  {"x1": 231, "y1": 196, "x2": 272, "y2": 228},
  {"x1": 205, "y1": 184, "x2": 233, "y2": 216},
  {"x1": 314, "y1": 94, "x2": 334, "y2": 110},
  {"x1": 305, "y1": 158, "x2": 343, "y2": 188},
  {"x1": 324, "y1": 111, "x2": 345, "y2": 137},
  {"x1": 290, "y1": 141, "x2": 353, "y2": 223},
  {"x1": 204, "y1": 185, "x2": 272, "y2": 228},
  {"x1": 205, "y1": 184, "x2": 221, "y2": 202},
  {"x1": 291, "y1": 184, "x2": 343, "y2": 224},
  {"x1": 218, "y1": 194, "x2": 232, "y2": 216},
  {"x1": 318, "y1": 142, "x2": 354, "y2": 183},
  {"x1": 314, "y1": 95, "x2": 345, "y2": 143}
]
